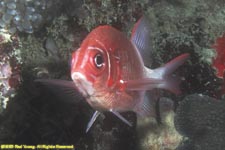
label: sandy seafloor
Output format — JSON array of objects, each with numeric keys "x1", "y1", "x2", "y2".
[{"x1": 0, "y1": 0, "x2": 225, "y2": 150}]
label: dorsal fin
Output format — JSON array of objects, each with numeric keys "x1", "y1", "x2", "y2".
[{"x1": 131, "y1": 15, "x2": 152, "y2": 67}]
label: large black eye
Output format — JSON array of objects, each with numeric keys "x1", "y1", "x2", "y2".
[{"x1": 94, "y1": 53, "x2": 104, "y2": 68}]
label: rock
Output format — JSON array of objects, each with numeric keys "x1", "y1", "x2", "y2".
[{"x1": 175, "y1": 94, "x2": 225, "y2": 150}]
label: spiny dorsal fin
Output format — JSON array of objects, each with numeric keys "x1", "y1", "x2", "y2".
[{"x1": 131, "y1": 15, "x2": 152, "y2": 67}]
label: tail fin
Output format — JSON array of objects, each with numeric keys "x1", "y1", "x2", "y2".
[{"x1": 147, "y1": 53, "x2": 189, "y2": 94}]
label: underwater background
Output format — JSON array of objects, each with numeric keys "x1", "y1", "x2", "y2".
[{"x1": 0, "y1": 0, "x2": 225, "y2": 150}]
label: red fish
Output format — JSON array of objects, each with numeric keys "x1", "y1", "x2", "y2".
[{"x1": 37, "y1": 16, "x2": 189, "y2": 132}]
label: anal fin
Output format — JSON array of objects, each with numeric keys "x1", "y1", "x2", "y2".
[{"x1": 133, "y1": 91, "x2": 157, "y2": 117}]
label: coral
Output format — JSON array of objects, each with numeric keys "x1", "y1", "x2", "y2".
[
  {"x1": 175, "y1": 94, "x2": 225, "y2": 150},
  {"x1": 20, "y1": 15, "x2": 74, "y2": 63},
  {"x1": 20, "y1": 35, "x2": 46, "y2": 64},
  {"x1": 18, "y1": 13, "x2": 87, "y2": 81},
  {"x1": 0, "y1": 29, "x2": 21, "y2": 112},
  {"x1": 46, "y1": 15, "x2": 76, "y2": 59},
  {"x1": 78, "y1": 0, "x2": 150, "y2": 32},
  {"x1": 0, "y1": 0, "x2": 46, "y2": 33},
  {"x1": 0, "y1": 0, "x2": 76, "y2": 33},
  {"x1": 137, "y1": 97, "x2": 182, "y2": 150},
  {"x1": 143, "y1": 0, "x2": 224, "y2": 97},
  {"x1": 212, "y1": 34, "x2": 225, "y2": 78},
  {"x1": 137, "y1": 111, "x2": 182, "y2": 150},
  {"x1": 146, "y1": 0, "x2": 224, "y2": 65},
  {"x1": 19, "y1": 34, "x2": 69, "y2": 79}
]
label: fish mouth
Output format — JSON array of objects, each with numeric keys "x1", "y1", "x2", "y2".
[{"x1": 71, "y1": 72, "x2": 94, "y2": 97}]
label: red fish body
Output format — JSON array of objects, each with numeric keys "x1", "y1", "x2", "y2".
[
  {"x1": 71, "y1": 26, "x2": 145, "y2": 112},
  {"x1": 36, "y1": 16, "x2": 189, "y2": 132},
  {"x1": 70, "y1": 16, "x2": 189, "y2": 132}
]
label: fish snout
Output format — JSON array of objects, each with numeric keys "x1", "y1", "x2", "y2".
[{"x1": 71, "y1": 72, "x2": 94, "y2": 96}]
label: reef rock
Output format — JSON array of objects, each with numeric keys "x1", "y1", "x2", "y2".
[{"x1": 175, "y1": 94, "x2": 225, "y2": 150}]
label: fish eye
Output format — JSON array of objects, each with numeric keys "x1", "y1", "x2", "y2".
[{"x1": 94, "y1": 53, "x2": 104, "y2": 68}]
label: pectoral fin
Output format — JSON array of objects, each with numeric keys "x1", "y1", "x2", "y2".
[{"x1": 35, "y1": 79, "x2": 83, "y2": 103}]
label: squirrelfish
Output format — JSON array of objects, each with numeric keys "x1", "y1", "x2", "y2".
[{"x1": 37, "y1": 16, "x2": 189, "y2": 132}]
